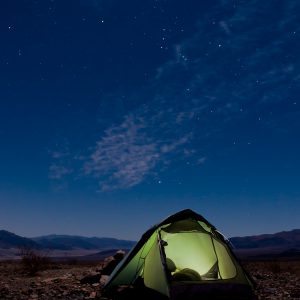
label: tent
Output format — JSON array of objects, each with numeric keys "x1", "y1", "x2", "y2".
[{"x1": 102, "y1": 209, "x2": 257, "y2": 300}]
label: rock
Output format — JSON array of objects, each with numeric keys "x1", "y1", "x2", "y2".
[
  {"x1": 89, "y1": 291, "x2": 97, "y2": 299},
  {"x1": 92, "y1": 283, "x2": 99, "y2": 287},
  {"x1": 101, "y1": 251, "x2": 125, "y2": 276},
  {"x1": 100, "y1": 275, "x2": 109, "y2": 286}
]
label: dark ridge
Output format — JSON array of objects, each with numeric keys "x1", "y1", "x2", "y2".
[{"x1": 0, "y1": 230, "x2": 40, "y2": 249}]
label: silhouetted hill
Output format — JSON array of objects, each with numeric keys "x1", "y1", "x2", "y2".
[
  {"x1": 32, "y1": 235, "x2": 135, "y2": 250},
  {"x1": 230, "y1": 229, "x2": 300, "y2": 249},
  {"x1": 0, "y1": 230, "x2": 39, "y2": 249},
  {"x1": 2, "y1": 228, "x2": 299, "y2": 259}
]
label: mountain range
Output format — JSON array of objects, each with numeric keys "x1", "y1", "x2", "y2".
[
  {"x1": 32, "y1": 234, "x2": 135, "y2": 250},
  {"x1": 0, "y1": 229, "x2": 299, "y2": 260},
  {"x1": 229, "y1": 229, "x2": 300, "y2": 249},
  {"x1": 0, "y1": 230, "x2": 135, "y2": 251}
]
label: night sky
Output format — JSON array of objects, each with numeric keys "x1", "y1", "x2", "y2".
[{"x1": 1, "y1": 0, "x2": 299, "y2": 240}]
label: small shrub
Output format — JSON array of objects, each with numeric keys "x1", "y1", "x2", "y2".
[{"x1": 19, "y1": 247, "x2": 50, "y2": 276}]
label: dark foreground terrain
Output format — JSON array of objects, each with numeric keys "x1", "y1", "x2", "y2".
[
  {"x1": 0, "y1": 259, "x2": 299, "y2": 300},
  {"x1": 243, "y1": 260, "x2": 300, "y2": 299}
]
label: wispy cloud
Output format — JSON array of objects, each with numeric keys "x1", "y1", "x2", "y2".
[
  {"x1": 48, "y1": 143, "x2": 73, "y2": 182},
  {"x1": 49, "y1": 164, "x2": 72, "y2": 180},
  {"x1": 51, "y1": 151, "x2": 69, "y2": 159},
  {"x1": 197, "y1": 157, "x2": 207, "y2": 165},
  {"x1": 219, "y1": 21, "x2": 231, "y2": 36},
  {"x1": 84, "y1": 114, "x2": 191, "y2": 191}
]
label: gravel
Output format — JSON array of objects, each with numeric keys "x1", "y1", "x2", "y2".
[{"x1": 0, "y1": 260, "x2": 299, "y2": 299}]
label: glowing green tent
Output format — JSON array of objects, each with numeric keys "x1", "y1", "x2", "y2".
[{"x1": 103, "y1": 209, "x2": 257, "y2": 300}]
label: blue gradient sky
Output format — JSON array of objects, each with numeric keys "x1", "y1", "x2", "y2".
[{"x1": 0, "y1": 0, "x2": 299, "y2": 240}]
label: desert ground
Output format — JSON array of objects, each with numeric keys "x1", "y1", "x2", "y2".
[{"x1": 0, "y1": 257, "x2": 299, "y2": 300}]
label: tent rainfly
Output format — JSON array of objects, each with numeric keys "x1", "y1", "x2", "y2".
[{"x1": 102, "y1": 209, "x2": 257, "y2": 300}]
